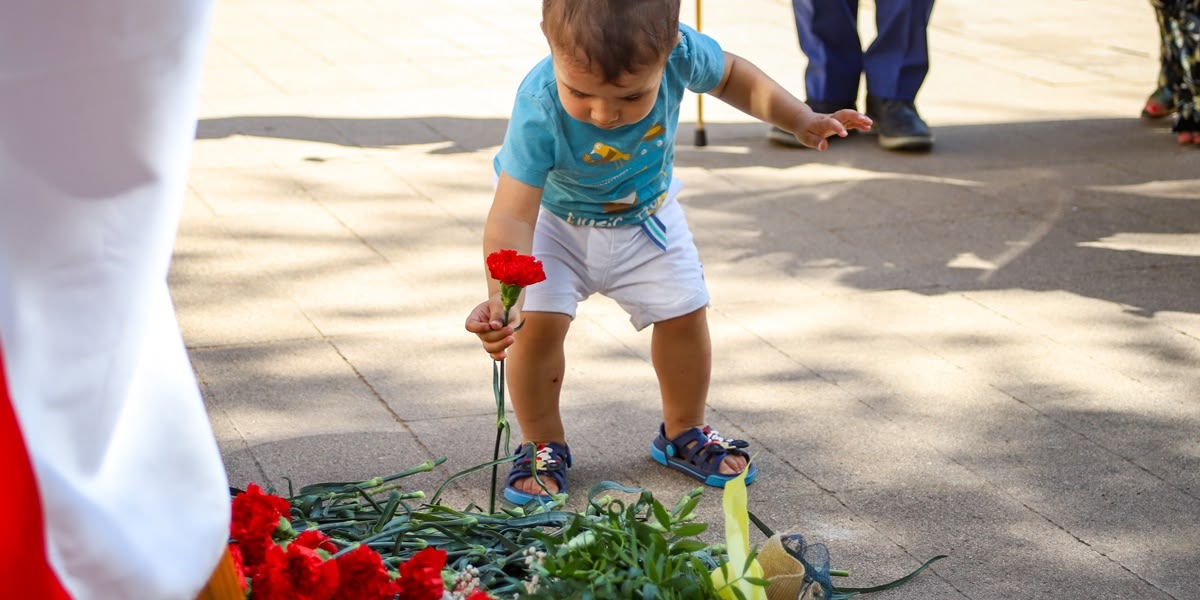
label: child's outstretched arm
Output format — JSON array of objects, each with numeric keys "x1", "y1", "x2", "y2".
[
  {"x1": 465, "y1": 172, "x2": 543, "y2": 360},
  {"x1": 709, "y1": 52, "x2": 872, "y2": 151}
]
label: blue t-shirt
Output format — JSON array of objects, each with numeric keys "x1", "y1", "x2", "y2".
[{"x1": 494, "y1": 24, "x2": 725, "y2": 228}]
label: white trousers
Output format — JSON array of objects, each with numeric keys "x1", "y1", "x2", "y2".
[{"x1": 0, "y1": 2, "x2": 229, "y2": 598}]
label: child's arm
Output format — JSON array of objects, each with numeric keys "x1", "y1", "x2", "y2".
[
  {"x1": 464, "y1": 171, "x2": 543, "y2": 360},
  {"x1": 709, "y1": 51, "x2": 872, "y2": 151}
]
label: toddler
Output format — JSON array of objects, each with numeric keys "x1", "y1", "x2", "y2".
[{"x1": 466, "y1": 0, "x2": 871, "y2": 503}]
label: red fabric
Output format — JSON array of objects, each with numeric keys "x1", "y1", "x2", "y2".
[{"x1": 0, "y1": 345, "x2": 71, "y2": 598}]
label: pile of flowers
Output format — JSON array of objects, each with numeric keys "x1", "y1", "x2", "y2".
[
  {"x1": 225, "y1": 458, "x2": 738, "y2": 599},
  {"x1": 226, "y1": 461, "x2": 942, "y2": 600},
  {"x1": 229, "y1": 476, "x2": 490, "y2": 600},
  {"x1": 222, "y1": 250, "x2": 943, "y2": 599}
]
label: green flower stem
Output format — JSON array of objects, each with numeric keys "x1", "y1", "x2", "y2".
[
  {"x1": 294, "y1": 459, "x2": 440, "y2": 497},
  {"x1": 833, "y1": 554, "x2": 947, "y2": 595},
  {"x1": 269, "y1": 452, "x2": 945, "y2": 599},
  {"x1": 489, "y1": 305, "x2": 513, "y2": 514},
  {"x1": 312, "y1": 520, "x2": 372, "y2": 533},
  {"x1": 431, "y1": 455, "x2": 517, "y2": 506}
]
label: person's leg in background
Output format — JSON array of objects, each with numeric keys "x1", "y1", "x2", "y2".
[
  {"x1": 793, "y1": 0, "x2": 864, "y2": 111},
  {"x1": 864, "y1": 0, "x2": 936, "y2": 151},
  {"x1": 1161, "y1": 0, "x2": 1200, "y2": 144},
  {"x1": 770, "y1": 0, "x2": 863, "y2": 146},
  {"x1": 1143, "y1": 0, "x2": 1178, "y2": 118}
]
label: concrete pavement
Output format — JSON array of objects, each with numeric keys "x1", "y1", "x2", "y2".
[{"x1": 177, "y1": 0, "x2": 1200, "y2": 598}]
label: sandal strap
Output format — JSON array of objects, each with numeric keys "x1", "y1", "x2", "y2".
[
  {"x1": 661, "y1": 424, "x2": 750, "y2": 470},
  {"x1": 698, "y1": 425, "x2": 749, "y2": 451},
  {"x1": 506, "y1": 441, "x2": 571, "y2": 490}
]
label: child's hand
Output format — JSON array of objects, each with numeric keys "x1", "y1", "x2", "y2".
[
  {"x1": 464, "y1": 297, "x2": 519, "y2": 361},
  {"x1": 788, "y1": 109, "x2": 873, "y2": 151}
]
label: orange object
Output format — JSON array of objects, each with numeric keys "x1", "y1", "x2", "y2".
[{"x1": 196, "y1": 548, "x2": 244, "y2": 600}]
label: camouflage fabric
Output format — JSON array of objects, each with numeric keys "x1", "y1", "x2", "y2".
[{"x1": 1151, "y1": 0, "x2": 1200, "y2": 132}]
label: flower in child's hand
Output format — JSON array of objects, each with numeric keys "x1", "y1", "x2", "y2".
[
  {"x1": 486, "y1": 249, "x2": 546, "y2": 288},
  {"x1": 486, "y1": 249, "x2": 546, "y2": 316}
]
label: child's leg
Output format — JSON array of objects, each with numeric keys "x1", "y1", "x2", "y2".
[
  {"x1": 506, "y1": 310, "x2": 572, "y2": 494},
  {"x1": 652, "y1": 307, "x2": 748, "y2": 476}
]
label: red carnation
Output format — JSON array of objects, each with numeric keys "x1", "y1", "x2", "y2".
[
  {"x1": 231, "y1": 483, "x2": 293, "y2": 569},
  {"x1": 332, "y1": 544, "x2": 395, "y2": 600},
  {"x1": 486, "y1": 249, "x2": 546, "y2": 319},
  {"x1": 394, "y1": 547, "x2": 448, "y2": 600},
  {"x1": 486, "y1": 249, "x2": 546, "y2": 288},
  {"x1": 293, "y1": 529, "x2": 338, "y2": 555},
  {"x1": 465, "y1": 592, "x2": 493, "y2": 600},
  {"x1": 252, "y1": 542, "x2": 340, "y2": 600}
]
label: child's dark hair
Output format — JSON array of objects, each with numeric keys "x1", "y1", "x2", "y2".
[{"x1": 542, "y1": 0, "x2": 681, "y2": 83}]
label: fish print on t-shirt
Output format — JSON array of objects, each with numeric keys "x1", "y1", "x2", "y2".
[{"x1": 571, "y1": 123, "x2": 669, "y2": 222}]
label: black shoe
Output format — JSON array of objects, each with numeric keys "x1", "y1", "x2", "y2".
[
  {"x1": 767, "y1": 99, "x2": 858, "y2": 148},
  {"x1": 866, "y1": 95, "x2": 933, "y2": 151},
  {"x1": 806, "y1": 99, "x2": 856, "y2": 114}
]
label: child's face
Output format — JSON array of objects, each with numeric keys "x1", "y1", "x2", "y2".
[{"x1": 551, "y1": 54, "x2": 663, "y2": 131}]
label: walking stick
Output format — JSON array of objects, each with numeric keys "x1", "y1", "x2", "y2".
[{"x1": 693, "y1": 0, "x2": 707, "y2": 146}]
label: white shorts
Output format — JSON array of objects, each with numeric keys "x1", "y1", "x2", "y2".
[{"x1": 524, "y1": 184, "x2": 709, "y2": 331}]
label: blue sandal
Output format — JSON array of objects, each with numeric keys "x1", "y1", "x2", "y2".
[
  {"x1": 651, "y1": 424, "x2": 757, "y2": 488},
  {"x1": 503, "y1": 441, "x2": 572, "y2": 505}
]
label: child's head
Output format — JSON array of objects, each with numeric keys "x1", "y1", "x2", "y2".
[
  {"x1": 542, "y1": 0, "x2": 682, "y2": 130},
  {"x1": 542, "y1": 0, "x2": 681, "y2": 83}
]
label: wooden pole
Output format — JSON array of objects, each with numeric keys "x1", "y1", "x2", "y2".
[{"x1": 693, "y1": 0, "x2": 707, "y2": 146}]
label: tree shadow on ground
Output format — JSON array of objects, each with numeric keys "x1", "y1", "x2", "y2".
[
  {"x1": 193, "y1": 113, "x2": 1200, "y2": 321},
  {"x1": 191, "y1": 112, "x2": 1198, "y2": 600},
  {"x1": 197, "y1": 115, "x2": 510, "y2": 155}
]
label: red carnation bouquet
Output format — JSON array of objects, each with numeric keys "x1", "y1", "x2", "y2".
[{"x1": 228, "y1": 482, "x2": 492, "y2": 600}]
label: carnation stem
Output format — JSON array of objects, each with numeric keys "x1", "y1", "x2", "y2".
[{"x1": 489, "y1": 307, "x2": 513, "y2": 514}]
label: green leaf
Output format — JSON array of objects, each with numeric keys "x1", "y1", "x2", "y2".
[
  {"x1": 720, "y1": 468, "x2": 766, "y2": 600},
  {"x1": 671, "y1": 488, "x2": 704, "y2": 518},
  {"x1": 668, "y1": 539, "x2": 709, "y2": 554},
  {"x1": 671, "y1": 522, "x2": 708, "y2": 538},
  {"x1": 373, "y1": 491, "x2": 401, "y2": 534},
  {"x1": 652, "y1": 498, "x2": 672, "y2": 530}
]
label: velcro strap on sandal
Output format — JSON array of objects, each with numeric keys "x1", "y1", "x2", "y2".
[
  {"x1": 700, "y1": 426, "x2": 749, "y2": 451},
  {"x1": 513, "y1": 441, "x2": 571, "y2": 473}
]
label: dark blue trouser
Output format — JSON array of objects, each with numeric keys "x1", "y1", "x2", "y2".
[{"x1": 790, "y1": 0, "x2": 935, "y2": 104}]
